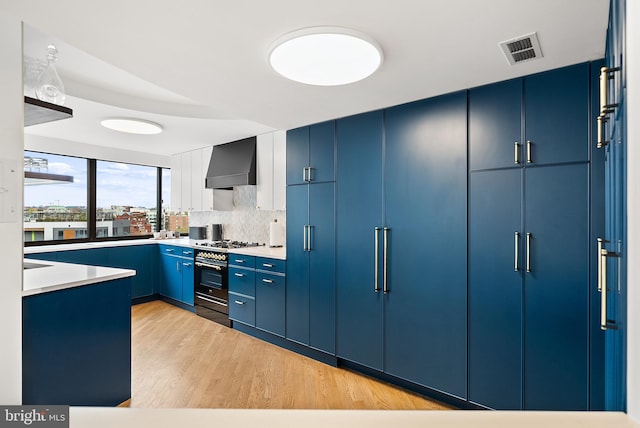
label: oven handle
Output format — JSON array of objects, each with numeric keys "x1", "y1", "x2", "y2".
[
  {"x1": 195, "y1": 262, "x2": 223, "y2": 270},
  {"x1": 195, "y1": 293, "x2": 228, "y2": 307}
]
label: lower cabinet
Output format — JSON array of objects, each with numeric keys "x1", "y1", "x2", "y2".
[
  {"x1": 159, "y1": 245, "x2": 194, "y2": 306},
  {"x1": 229, "y1": 254, "x2": 286, "y2": 336},
  {"x1": 107, "y1": 245, "x2": 157, "y2": 298}
]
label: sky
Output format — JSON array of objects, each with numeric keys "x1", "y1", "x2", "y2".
[{"x1": 23, "y1": 151, "x2": 171, "y2": 209}]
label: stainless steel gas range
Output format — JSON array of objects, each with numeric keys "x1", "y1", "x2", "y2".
[{"x1": 193, "y1": 241, "x2": 264, "y2": 326}]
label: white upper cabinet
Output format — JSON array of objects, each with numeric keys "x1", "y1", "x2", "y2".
[
  {"x1": 257, "y1": 130, "x2": 286, "y2": 210},
  {"x1": 201, "y1": 146, "x2": 214, "y2": 211},
  {"x1": 171, "y1": 146, "x2": 214, "y2": 212},
  {"x1": 170, "y1": 154, "x2": 183, "y2": 212}
]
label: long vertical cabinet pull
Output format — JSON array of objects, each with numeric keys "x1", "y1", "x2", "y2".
[
  {"x1": 597, "y1": 237, "x2": 619, "y2": 330},
  {"x1": 514, "y1": 142, "x2": 520, "y2": 164},
  {"x1": 514, "y1": 232, "x2": 520, "y2": 271},
  {"x1": 303, "y1": 225, "x2": 308, "y2": 251},
  {"x1": 597, "y1": 66, "x2": 621, "y2": 149},
  {"x1": 383, "y1": 227, "x2": 390, "y2": 293},
  {"x1": 526, "y1": 232, "x2": 532, "y2": 272},
  {"x1": 374, "y1": 227, "x2": 381, "y2": 292},
  {"x1": 526, "y1": 141, "x2": 533, "y2": 163},
  {"x1": 307, "y1": 225, "x2": 313, "y2": 251}
]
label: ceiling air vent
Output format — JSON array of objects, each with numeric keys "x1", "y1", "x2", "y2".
[{"x1": 499, "y1": 32, "x2": 543, "y2": 65}]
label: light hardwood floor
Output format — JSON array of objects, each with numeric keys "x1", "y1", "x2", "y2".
[{"x1": 130, "y1": 300, "x2": 451, "y2": 410}]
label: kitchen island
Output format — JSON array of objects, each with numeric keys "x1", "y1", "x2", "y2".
[{"x1": 22, "y1": 259, "x2": 135, "y2": 406}]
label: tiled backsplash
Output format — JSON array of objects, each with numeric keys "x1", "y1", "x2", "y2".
[{"x1": 189, "y1": 186, "x2": 286, "y2": 245}]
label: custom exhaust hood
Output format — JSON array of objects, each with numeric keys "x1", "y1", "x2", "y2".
[{"x1": 205, "y1": 137, "x2": 257, "y2": 189}]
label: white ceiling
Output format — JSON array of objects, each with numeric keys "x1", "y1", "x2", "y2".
[{"x1": 1, "y1": 0, "x2": 610, "y2": 157}]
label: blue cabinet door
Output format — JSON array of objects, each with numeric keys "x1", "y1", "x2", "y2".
[
  {"x1": 335, "y1": 111, "x2": 384, "y2": 370},
  {"x1": 57, "y1": 248, "x2": 108, "y2": 265},
  {"x1": 181, "y1": 259, "x2": 194, "y2": 306},
  {"x1": 468, "y1": 169, "x2": 523, "y2": 409},
  {"x1": 309, "y1": 121, "x2": 335, "y2": 183},
  {"x1": 160, "y1": 252, "x2": 182, "y2": 302},
  {"x1": 286, "y1": 184, "x2": 310, "y2": 344},
  {"x1": 108, "y1": 245, "x2": 156, "y2": 299},
  {"x1": 524, "y1": 164, "x2": 589, "y2": 410},
  {"x1": 383, "y1": 92, "x2": 467, "y2": 398},
  {"x1": 524, "y1": 63, "x2": 589, "y2": 165},
  {"x1": 286, "y1": 127, "x2": 309, "y2": 186},
  {"x1": 25, "y1": 252, "x2": 58, "y2": 261},
  {"x1": 469, "y1": 78, "x2": 523, "y2": 171},
  {"x1": 308, "y1": 181, "x2": 335, "y2": 354},
  {"x1": 255, "y1": 272, "x2": 285, "y2": 336}
]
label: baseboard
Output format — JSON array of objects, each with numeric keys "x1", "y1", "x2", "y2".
[
  {"x1": 132, "y1": 294, "x2": 160, "y2": 305},
  {"x1": 233, "y1": 323, "x2": 338, "y2": 367},
  {"x1": 159, "y1": 296, "x2": 197, "y2": 313}
]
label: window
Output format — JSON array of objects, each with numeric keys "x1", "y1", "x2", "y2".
[
  {"x1": 23, "y1": 151, "x2": 88, "y2": 242},
  {"x1": 96, "y1": 161, "x2": 158, "y2": 238},
  {"x1": 24, "y1": 151, "x2": 169, "y2": 245}
]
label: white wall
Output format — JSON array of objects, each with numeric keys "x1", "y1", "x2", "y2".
[
  {"x1": 25, "y1": 134, "x2": 171, "y2": 168},
  {"x1": 626, "y1": 0, "x2": 640, "y2": 421},
  {"x1": 0, "y1": 11, "x2": 24, "y2": 404}
]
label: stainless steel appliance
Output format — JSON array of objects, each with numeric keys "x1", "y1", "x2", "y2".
[
  {"x1": 189, "y1": 226, "x2": 207, "y2": 240},
  {"x1": 209, "y1": 224, "x2": 222, "y2": 241},
  {"x1": 193, "y1": 241, "x2": 265, "y2": 326}
]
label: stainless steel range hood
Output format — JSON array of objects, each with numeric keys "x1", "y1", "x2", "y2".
[{"x1": 205, "y1": 137, "x2": 256, "y2": 189}]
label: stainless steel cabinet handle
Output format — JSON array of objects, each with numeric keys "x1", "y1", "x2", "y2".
[
  {"x1": 514, "y1": 142, "x2": 520, "y2": 164},
  {"x1": 599, "y1": 238, "x2": 608, "y2": 330},
  {"x1": 383, "y1": 227, "x2": 390, "y2": 293},
  {"x1": 374, "y1": 227, "x2": 381, "y2": 292},
  {"x1": 308, "y1": 225, "x2": 313, "y2": 251},
  {"x1": 235, "y1": 259, "x2": 245, "y2": 263},
  {"x1": 262, "y1": 278, "x2": 274, "y2": 284},
  {"x1": 183, "y1": 251, "x2": 192, "y2": 255},
  {"x1": 262, "y1": 263, "x2": 274, "y2": 268},
  {"x1": 526, "y1": 141, "x2": 533, "y2": 163},
  {"x1": 183, "y1": 263, "x2": 192, "y2": 267},
  {"x1": 303, "y1": 225, "x2": 308, "y2": 251},
  {"x1": 526, "y1": 232, "x2": 532, "y2": 272},
  {"x1": 303, "y1": 167, "x2": 307, "y2": 182},
  {"x1": 166, "y1": 249, "x2": 174, "y2": 253},
  {"x1": 514, "y1": 232, "x2": 520, "y2": 271},
  {"x1": 600, "y1": 66, "x2": 610, "y2": 114},
  {"x1": 234, "y1": 273, "x2": 245, "y2": 277},
  {"x1": 234, "y1": 300, "x2": 245, "y2": 305}
]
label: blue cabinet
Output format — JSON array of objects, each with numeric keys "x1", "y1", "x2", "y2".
[
  {"x1": 56, "y1": 248, "x2": 108, "y2": 265},
  {"x1": 468, "y1": 63, "x2": 598, "y2": 411},
  {"x1": 286, "y1": 182, "x2": 335, "y2": 353},
  {"x1": 469, "y1": 63, "x2": 590, "y2": 171},
  {"x1": 468, "y1": 169, "x2": 523, "y2": 409},
  {"x1": 335, "y1": 92, "x2": 467, "y2": 398},
  {"x1": 286, "y1": 121, "x2": 335, "y2": 185},
  {"x1": 523, "y1": 164, "x2": 589, "y2": 410},
  {"x1": 336, "y1": 110, "x2": 384, "y2": 371},
  {"x1": 107, "y1": 245, "x2": 157, "y2": 298},
  {"x1": 286, "y1": 120, "x2": 336, "y2": 355},
  {"x1": 159, "y1": 245, "x2": 194, "y2": 306},
  {"x1": 383, "y1": 92, "x2": 468, "y2": 398}
]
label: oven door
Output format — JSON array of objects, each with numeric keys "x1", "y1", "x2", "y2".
[{"x1": 195, "y1": 264, "x2": 228, "y2": 315}]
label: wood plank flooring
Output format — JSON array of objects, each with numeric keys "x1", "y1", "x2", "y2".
[{"x1": 130, "y1": 301, "x2": 451, "y2": 410}]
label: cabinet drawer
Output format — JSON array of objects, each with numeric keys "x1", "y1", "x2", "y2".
[
  {"x1": 256, "y1": 272, "x2": 285, "y2": 288},
  {"x1": 256, "y1": 257, "x2": 285, "y2": 274},
  {"x1": 180, "y1": 248, "x2": 194, "y2": 258},
  {"x1": 229, "y1": 254, "x2": 255, "y2": 268},
  {"x1": 229, "y1": 292, "x2": 255, "y2": 326},
  {"x1": 160, "y1": 245, "x2": 183, "y2": 257},
  {"x1": 229, "y1": 267, "x2": 255, "y2": 297}
]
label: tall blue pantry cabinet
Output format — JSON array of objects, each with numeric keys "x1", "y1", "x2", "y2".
[
  {"x1": 468, "y1": 62, "x2": 600, "y2": 410},
  {"x1": 286, "y1": 121, "x2": 336, "y2": 355},
  {"x1": 335, "y1": 92, "x2": 468, "y2": 399}
]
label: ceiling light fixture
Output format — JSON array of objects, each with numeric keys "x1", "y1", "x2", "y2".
[
  {"x1": 100, "y1": 118, "x2": 163, "y2": 135},
  {"x1": 268, "y1": 26, "x2": 383, "y2": 86}
]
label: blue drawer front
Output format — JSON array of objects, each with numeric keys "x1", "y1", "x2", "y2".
[
  {"x1": 229, "y1": 292, "x2": 255, "y2": 326},
  {"x1": 229, "y1": 267, "x2": 256, "y2": 297},
  {"x1": 256, "y1": 257, "x2": 285, "y2": 274},
  {"x1": 229, "y1": 254, "x2": 256, "y2": 268}
]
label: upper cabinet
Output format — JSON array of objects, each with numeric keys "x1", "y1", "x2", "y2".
[
  {"x1": 170, "y1": 147, "x2": 214, "y2": 212},
  {"x1": 286, "y1": 121, "x2": 335, "y2": 185},
  {"x1": 257, "y1": 131, "x2": 286, "y2": 211},
  {"x1": 469, "y1": 63, "x2": 590, "y2": 171}
]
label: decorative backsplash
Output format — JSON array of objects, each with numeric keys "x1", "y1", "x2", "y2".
[{"x1": 189, "y1": 186, "x2": 286, "y2": 245}]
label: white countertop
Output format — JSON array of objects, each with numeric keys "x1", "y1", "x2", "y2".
[
  {"x1": 23, "y1": 259, "x2": 135, "y2": 297},
  {"x1": 68, "y1": 409, "x2": 638, "y2": 428},
  {"x1": 228, "y1": 246, "x2": 286, "y2": 260},
  {"x1": 24, "y1": 238, "x2": 287, "y2": 260}
]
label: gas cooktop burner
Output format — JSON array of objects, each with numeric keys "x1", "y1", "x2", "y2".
[{"x1": 194, "y1": 240, "x2": 265, "y2": 250}]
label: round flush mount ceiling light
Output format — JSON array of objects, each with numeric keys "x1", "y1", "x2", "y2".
[
  {"x1": 268, "y1": 26, "x2": 384, "y2": 86},
  {"x1": 100, "y1": 118, "x2": 163, "y2": 135}
]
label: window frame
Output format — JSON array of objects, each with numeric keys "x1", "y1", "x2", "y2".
[{"x1": 24, "y1": 151, "x2": 165, "y2": 247}]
